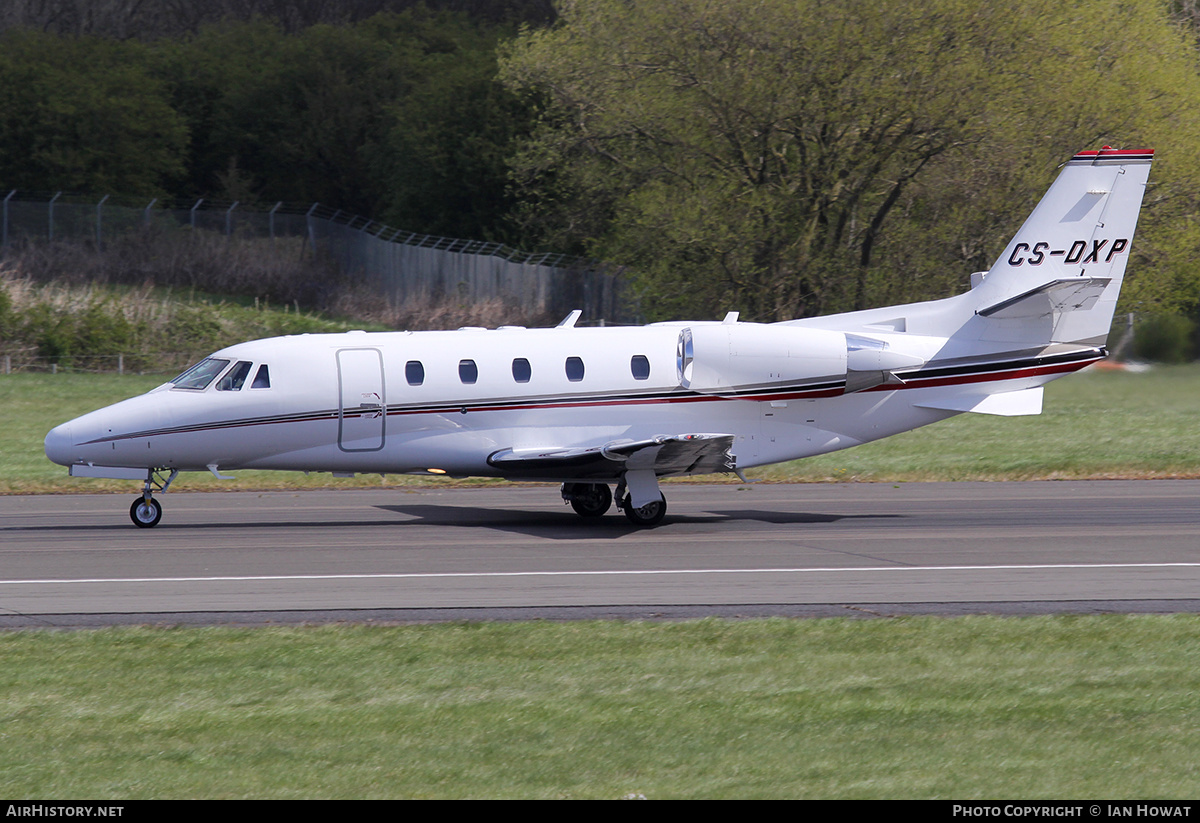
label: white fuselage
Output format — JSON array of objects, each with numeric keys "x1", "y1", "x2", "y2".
[{"x1": 43, "y1": 319, "x2": 1094, "y2": 482}]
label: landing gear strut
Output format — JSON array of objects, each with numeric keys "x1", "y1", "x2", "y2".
[{"x1": 130, "y1": 468, "x2": 177, "y2": 528}]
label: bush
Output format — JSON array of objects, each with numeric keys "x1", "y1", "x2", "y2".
[
  {"x1": 1133, "y1": 313, "x2": 1197, "y2": 363},
  {"x1": 0, "y1": 284, "x2": 13, "y2": 339}
]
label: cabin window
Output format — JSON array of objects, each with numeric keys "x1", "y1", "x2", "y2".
[
  {"x1": 171, "y1": 358, "x2": 230, "y2": 390},
  {"x1": 512, "y1": 358, "x2": 531, "y2": 383},
  {"x1": 217, "y1": 360, "x2": 253, "y2": 391},
  {"x1": 251, "y1": 364, "x2": 271, "y2": 389},
  {"x1": 631, "y1": 355, "x2": 651, "y2": 380},
  {"x1": 565, "y1": 356, "x2": 585, "y2": 382},
  {"x1": 459, "y1": 359, "x2": 478, "y2": 384},
  {"x1": 406, "y1": 360, "x2": 425, "y2": 386}
]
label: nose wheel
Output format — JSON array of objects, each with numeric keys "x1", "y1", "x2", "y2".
[
  {"x1": 127, "y1": 468, "x2": 177, "y2": 528},
  {"x1": 130, "y1": 497, "x2": 163, "y2": 528}
]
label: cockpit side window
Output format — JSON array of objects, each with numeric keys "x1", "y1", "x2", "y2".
[
  {"x1": 171, "y1": 358, "x2": 230, "y2": 390},
  {"x1": 217, "y1": 361, "x2": 254, "y2": 391},
  {"x1": 251, "y1": 364, "x2": 271, "y2": 389}
]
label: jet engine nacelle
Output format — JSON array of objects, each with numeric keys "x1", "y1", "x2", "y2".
[
  {"x1": 677, "y1": 324, "x2": 848, "y2": 393},
  {"x1": 677, "y1": 324, "x2": 927, "y2": 395}
]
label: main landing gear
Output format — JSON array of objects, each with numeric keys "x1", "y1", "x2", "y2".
[
  {"x1": 130, "y1": 468, "x2": 178, "y2": 528},
  {"x1": 562, "y1": 482, "x2": 613, "y2": 517},
  {"x1": 560, "y1": 481, "x2": 668, "y2": 527},
  {"x1": 619, "y1": 493, "x2": 667, "y2": 527}
]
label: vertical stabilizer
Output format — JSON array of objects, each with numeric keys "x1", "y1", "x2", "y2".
[{"x1": 973, "y1": 148, "x2": 1153, "y2": 346}]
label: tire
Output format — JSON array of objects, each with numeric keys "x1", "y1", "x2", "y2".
[
  {"x1": 622, "y1": 494, "x2": 666, "y2": 527},
  {"x1": 130, "y1": 497, "x2": 162, "y2": 528},
  {"x1": 564, "y1": 483, "x2": 612, "y2": 517}
]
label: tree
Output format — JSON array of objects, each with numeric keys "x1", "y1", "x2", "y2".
[
  {"x1": 158, "y1": 10, "x2": 532, "y2": 237},
  {"x1": 501, "y1": 0, "x2": 1200, "y2": 321},
  {"x1": 0, "y1": 29, "x2": 187, "y2": 196}
]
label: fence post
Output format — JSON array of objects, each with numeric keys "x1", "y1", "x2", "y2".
[
  {"x1": 225, "y1": 201, "x2": 238, "y2": 236},
  {"x1": 117, "y1": 354, "x2": 124, "y2": 375},
  {"x1": 306, "y1": 203, "x2": 320, "y2": 257},
  {"x1": 96, "y1": 194, "x2": 109, "y2": 249},
  {"x1": 190, "y1": 198, "x2": 203, "y2": 229},
  {"x1": 48, "y1": 192, "x2": 61, "y2": 241},
  {"x1": 143, "y1": 198, "x2": 157, "y2": 229},
  {"x1": 270, "y1": 201, "x2": 282, "y2": 243},
  {"x1": 2, "y1": 190, "x2": 14, "y2": 248}
]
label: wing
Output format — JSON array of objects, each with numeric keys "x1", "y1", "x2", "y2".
[{"x1": 486, "y1": 433, "x2": 735, "y2": 481}]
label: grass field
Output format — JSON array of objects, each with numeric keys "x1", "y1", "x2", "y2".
[
  {"x1": 2, "y1": 616, "x2": 1200, "y2": 799},
  {"x1": 5, "y1": 363, "x2": 1200, "y2": 493}
]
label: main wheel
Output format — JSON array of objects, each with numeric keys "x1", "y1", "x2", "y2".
[
  {"x1": 622, "y1": 494, "x2": 666, "y2": 527},
  {"x1": 130, "y1": 497, "x2": 162, "y2": 528},
  {"x1": 564, "y1": 483, "x2": 612, "y2": 517}
]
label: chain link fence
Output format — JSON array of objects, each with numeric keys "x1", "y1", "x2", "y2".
[
  {"x1": 1, "y1": 191, "x2": 629, "y2": 324},
  {"x1": 1, "y1": 351, "x2": 195, "y2": 376}
]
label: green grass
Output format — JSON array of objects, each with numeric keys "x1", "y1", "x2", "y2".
[
  {"x1": 2, "y1": 616, "x2": 1200, "y2": 799},
  {"x1": 5, "y1": 364, "x2": 1200, "y2": 493},
  {"x1": 761, "y1": 363, "x2": 1200, "y2": 482}
]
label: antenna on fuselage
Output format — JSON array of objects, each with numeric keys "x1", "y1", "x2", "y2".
[{"x1": 557, "y1": 309, "x2": 582, "y2": 328}]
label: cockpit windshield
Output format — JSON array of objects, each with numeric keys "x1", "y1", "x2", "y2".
[{"x1": 170, "y1": 358, "x2": 231, "y2": 390}]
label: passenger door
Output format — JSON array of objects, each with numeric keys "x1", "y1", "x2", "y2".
[{"x1": 337, "y1": 348, "x2": 385, "y2": 452}]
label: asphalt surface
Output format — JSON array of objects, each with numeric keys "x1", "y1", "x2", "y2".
[{"x1": 1, "y1": 480, "x2": 1197, "y2": 627}]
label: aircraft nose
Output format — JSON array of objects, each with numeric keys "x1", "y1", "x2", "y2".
[{"x1": 44, "y1": 422, "x2": 76, "y2": 466}]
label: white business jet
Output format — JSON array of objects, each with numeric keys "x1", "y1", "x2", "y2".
[{"x1": 45, "y1": 147, "x2": 1153, "y2": 528}]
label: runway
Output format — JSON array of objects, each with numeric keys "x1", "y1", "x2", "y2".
[{"x1": 1, "y1": 480, "x2": 1198, "y2": 626}]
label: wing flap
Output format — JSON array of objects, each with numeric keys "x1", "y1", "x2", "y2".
[{"x1": 488, "y1": 433, "x2": 735, "y2": 480}]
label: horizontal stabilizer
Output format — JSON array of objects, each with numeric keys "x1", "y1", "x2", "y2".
[
  {"x1": 977, "y1": 278, "x2": 1111, "y2": 319},
  {"x1": 915, "y1": 386, "x2": 1043, "y2": 417}
]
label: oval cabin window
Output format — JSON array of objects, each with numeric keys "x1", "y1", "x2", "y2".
[
  {"x1": 406, "y1": 361, "x2": 425, "y2": 386},
  {"x1": 512, "y1": 358, "x2": 532, "y2": 383},
  {"x1": 459, "y1": 359, "x2": 478, "y2": 384},
  {"x1": 630, "y1": 355, "x2": 650, "y2": 380},
  {"x1": 565, "y1": 357, "x2": 585, "y2": 382}
]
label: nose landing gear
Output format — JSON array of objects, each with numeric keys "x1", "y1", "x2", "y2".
[
  {"x1": 130, "y1": 468, "x2": 177, "y2": 528},
  {"x1": 130, "y1": 497, "x2": 162, "y2": 528}
]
